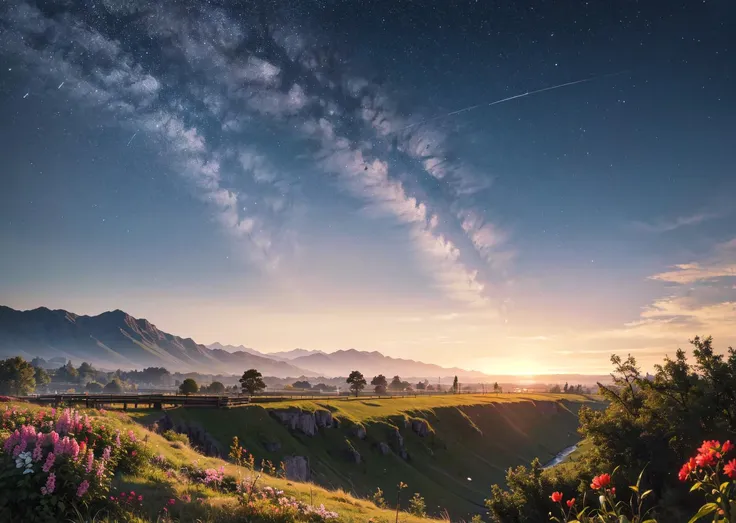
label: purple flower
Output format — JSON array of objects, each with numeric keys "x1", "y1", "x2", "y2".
[
  {"x1": 102, "y1": 446, "x2": 111, "y2": 461},
  {"x1": 86, "y1": 449, "x2": 95, "y2": 473}
]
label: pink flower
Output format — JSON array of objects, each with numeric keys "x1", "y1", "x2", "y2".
[
  {"x1": 42, "y1": 452, "x2": 56, "y2": 473},
  {"x1": 86, "y1": 449, "x2": 95, "y2": 473},
  {"x1": 102, "y1": 446, "x2": 111, "y2": 461},
  {"x1": 41, "y1": 473, "x2": 56, "y2": 495},
  {"x1": 32, "y1": 439, "x2": 43, "y2": 462},
  {"x1": 76, "y1": 480, "x2": 90, "y2": 498}
]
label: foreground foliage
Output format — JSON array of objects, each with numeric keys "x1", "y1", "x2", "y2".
[{"x1": 486, "y1": 335, "x2": 736, "y2": 523}]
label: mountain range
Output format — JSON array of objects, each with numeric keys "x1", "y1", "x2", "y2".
[{"x1": 0, "y1": 305, "x2": 490, "y2": 379}]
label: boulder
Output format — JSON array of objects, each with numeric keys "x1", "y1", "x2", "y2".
[
  {"x1": 411, "y1": 418, "x2": 430, "y2": 437},
  {"x1": 377, "y1": 442, "x2": 391, "y2": 455},
  {"x1": 314, "y1": 409, "x2": 333, "y2": 428},
  {"x1": 283, "y1": 455, "x2": 310, "y2": 481},
  {"x1": 392, "y1": 428, "x2": 404, "y2": 449}
]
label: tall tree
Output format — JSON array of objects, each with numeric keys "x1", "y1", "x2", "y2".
[
  {"x1": 346, "y1": 370, "x2": 367, "y2": 397},
  {"x1": 0, "y1": 357, "x2": 37, "y2": 396},
  {"x1": 240, "y1": 369, "x2": 266, "y2": 395},
  {"x1": 179, "y1": 378, "x2": 199, "y2": 395},
  {"x1": 207, "y1": 381, "x2": 226, "y2": 394},
  {"x1": 452, "y1": 375, "x2": 459, "y2": 393},
  {"x1": 85, "y1": 381, "x2": 103, "y2": 393},
  {"x1": 371, "y1": 374, "x2": 388, "y2": 394},
  {"x1": 292, "y1": 380, "x2": 312, "y2": 390},
  {"x1": 34, "y1": 367, "x2": 50, "y2": 389},
  {"x1": 103, "y1": 378, "x2": 124, "y2": 393},
  {"x1": 56, "y1": 361, "x2": 79, "y2": 382},
  {"x1": 389, "y1": 375, "x2": 404, "y2": 391},
  {"x1": 493, "y1": 382, "x2": 500, "y2": 393}
]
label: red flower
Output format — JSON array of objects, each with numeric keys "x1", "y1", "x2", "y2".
[
  {"x1": 696, "y1": 451, "x2": 717, "y2": 468},
  {"x1": 566, "y1": 498, "x2": 575, "y2": 508},
  {"x1": 591, "y1": 473, "x2": 611, "y2": 490},
  {"x1": 611, "y1": 487, "x2": 616, "y2": 496},
  {"x1": 723, "y1": 441, "x2": 734, "y2": 455},
  {"x1": 550, "y1": 492, "x2": 563, "y2": 503},
  {"x1": 679, "y1": 458, "x2": 697, "y2": 481},
  {"x1": 724, "y1": 459, "x2": 736, "y2": 479}
]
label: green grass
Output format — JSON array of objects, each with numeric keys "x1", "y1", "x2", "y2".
[
  {"x1": 4, "y1": 401, "x2": 437, "y2": 523},
  {"x1": 131, "y1": 393, "x2": 604, "y2": 519}
]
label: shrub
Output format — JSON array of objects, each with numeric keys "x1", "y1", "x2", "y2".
[
  {"x1": 0, "y1": 406, "x2": 148, "y2": 522},
  {"x1": 408, "y1": 492, "x2": 427, "y2": 517},
  {"x1": 162, "y1": 430, "x2": 189, "y2": 445}
]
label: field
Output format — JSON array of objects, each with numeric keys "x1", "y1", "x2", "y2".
[{"x1": 132, "y1": 393, "x2": 604, "y2": 519}]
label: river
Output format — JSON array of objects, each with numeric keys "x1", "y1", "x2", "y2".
[{"x1": 543, "y1": 444, "x2": 578, "y2": 468}]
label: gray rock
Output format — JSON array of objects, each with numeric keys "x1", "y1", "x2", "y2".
[
  {"x1": 411, "y1": 418, "x2": 430, "y2": 437},
  {"x1": 271, "y1": 410, "x2": 317, "y2": 436},
  {"x1": 351, "y1": 424, "x2": 367, "y2": 440},
  {"x1": 283, "y1": 455, "x2": 310, "y2": 481},
  {"x1": 346, "y1": 448, "x2": 362, "y2": 464},
  {"x1": 314, "y1": 409, "x2": 333, "y2": 428},
  {"x1": 393, "y1": 428, "x2": 404, "y2": 449},
  {"x1": 377, "y1": 442, "x2": 391, "y2": 455},
  {"x1": 402, "y1": 418, "x2": 410, "y2": 428}
]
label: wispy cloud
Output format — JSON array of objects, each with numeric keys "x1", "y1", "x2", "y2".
[
  {"x1": 631, "y1": 212, "x2": 720, "y2": 233},
  {"x1": 649, "y1": 238, "x2": 736, "y2": 284},
  {"x1": 2, "y1": 0, "x2": 512, "y2": 309}
]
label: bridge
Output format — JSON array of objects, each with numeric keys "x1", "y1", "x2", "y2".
[{"x1": 22, "y1": 393, "x2": 252, "y2": 409}]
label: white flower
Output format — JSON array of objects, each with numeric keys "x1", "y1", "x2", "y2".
[{"x1": 23, "y1": 468, "x2": 34, "y2": 475}]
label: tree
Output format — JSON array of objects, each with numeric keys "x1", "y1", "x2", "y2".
[
  {"x1": 389, "y1": 375, "x2": 404, "y2": 391},
  {"x1": 371, "y1": 374, "x2": 388, "y2": 394},
  {"x1": 0, "y1": 357, "x2": 37, "y2": 396},
  {"x1": 34, "y1": 367, "x2": 50, "y2": 389},
  {"x1": 313, "y1": 383, "x2": 336, "y2": 392},
  {"x1": 452, "y1": 375, "x2": 459, "y2": 393},
  {"x1": 415, "y1": 381, "x2": 426, "y2": 390},
  {"x1": 179, "y1": 378, "x2": 199, "y2": 395},
  {"x1": 103, "y1": 379, "x2": 124, "y2": 393},
  {"x1": 292, "y1": 380, "x2": 312, "y2": 390},
  {"x1": 56, "y1": 361, "x2": 79, "y2": 382},
  {"x1": 77, "y1": 362, "x2": 96, "y2": 382},
  {"x1": 549, "y1": 384, "x2": 562, "y2": 393},
  {"x1": 85, "y1": 381, "x2": 103, "y2": 393},
  {"x1": 240, "y1": 369, "x2": 266, "y2": 395},
  {"x1": 563, "y1": 382, "x2": 569, "y2": 393},
  {"x1": 207, "y1": 381, "x2": 226, "y2": 394},
  {"x1": 493, "y1": 382, "x2": 501, "y2": 394},
  {"x1": 346, "y1": 370, "x2": 367, "y2": 397}
]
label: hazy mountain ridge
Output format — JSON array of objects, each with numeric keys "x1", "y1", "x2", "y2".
[{"x1": 0, "y1": 306, "x2": 314, "y2": 378}]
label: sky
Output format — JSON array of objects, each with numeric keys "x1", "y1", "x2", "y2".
[{"x1": 1, "y1": 0, "x2": 734, "y2": 375}]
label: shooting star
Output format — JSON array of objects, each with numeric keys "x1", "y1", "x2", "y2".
[
  {"x1": 398, "y1": 70, "x2": 629, "y2": 132},
  {"x1": 58, "y1": 81, "x2": 65, "y2": 89},
  {"x1": 126, "y1": 131, "x2": 138, "y2": 146},
  {"x1": 23, "y1": 92, "x2": 29, "y2": 99}
]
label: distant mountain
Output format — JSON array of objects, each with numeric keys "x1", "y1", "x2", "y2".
[
  {"x1": 206, "y1": 342, "x2": 265, "y2": 357},
  {"x1": 264, "y1": 348, "x2": 326, "y2": 361},
  {"x1": 0, "y1": 306, "x2": 316, "y2": 378},
  {"x1": 288, "y1": 348, "x2": 489, "y2": 380}
]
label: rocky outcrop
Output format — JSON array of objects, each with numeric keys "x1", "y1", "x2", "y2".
[
  {"x1": 156, "y1": 414, "x2": 223, "y2": 458},
  {"x1": 392, "y1": 428, "x2": 408, "y2": 460},
  {"x1": 270, "y1": 409, "x2": 336, "y2": 436},
  {"x1": 283, "y1": 455, "x2": 310, "y2": 481},
  {"x1": 350, "y1": 424, "x2": 367, "y2": 440},
  {"x1": 346, "y1": 448, "x2": 362, "y2": 464},
  {"x1": 377, "y1": 442, "x2": 391, "y2": 455},
  {"x1": 314, "y1": 409, "x2": 333, "y2": 428},
  {"x1": 411, "y1": 418, "x2": 430, "y2": 437},
  {"x1": 271, "y1": 409, "x2": 317, "y2": 436}
]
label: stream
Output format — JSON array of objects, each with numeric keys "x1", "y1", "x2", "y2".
[{"x1": 543, "y1": 444, "x2": 578, "y2": 468}]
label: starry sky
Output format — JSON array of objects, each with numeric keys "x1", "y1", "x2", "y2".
[{"x1": 1, "y1": 0, "x2": 734, "y2": 374}]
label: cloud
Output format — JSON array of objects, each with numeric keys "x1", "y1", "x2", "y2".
[
  {"x1": 631, "y1": 212, "x2": 720, "y2": 233},
  {"x1": 2, "y1": 0, "x2": 512, "y2": 309},
  {"x1": 649, "y1": 238, "x2": 736, "y2": 284}
]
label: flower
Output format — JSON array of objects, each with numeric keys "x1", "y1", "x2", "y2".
[
  {"x1": 723, "y1": 441, "x2": 734, "y2": 455},
  {"x1": 696, "y1": 451, "x2": 717, "y2": 468},
  {"x1": 42, "y1": 452, "x2": 55, "y2": 473},
  {"x1": 566, "y1": 498, "x2": 575, "y2": 508},
  {"x1": 76, "y1": 480, "x2": 90, "y2": 498},
  {"x1": 679, "y1": 457, "x2": 697, "y2": 481},
  {"x1": 550, "y1": 491, "x2": 563, "y2": 503},
  {"x1": 41, "y1": 472, "x2": 56, "y2": 495},
  {"x1": 591, "y1": 473, "x2": 611, "y2": 490},
  {"x1": 725, "y1": 459, "x2": 736, "y2": 479}
]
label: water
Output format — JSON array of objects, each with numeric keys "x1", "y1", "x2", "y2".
[{"x1": 543, "y1": 444, "x2": 578, "y2": 468}]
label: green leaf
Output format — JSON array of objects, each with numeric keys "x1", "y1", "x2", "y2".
[
  {"x1": 691, "y1": 481, "x2": 703, "y2": 492},
  {"x1": 641, "y1": 489, "x2": 653, "y2": 500},
  {"x1": 720, "y1": 481, "x2": 730, "y2": 493},
  {"x1": 687, "y1": 502, "x2": 718, "y2": 523}
]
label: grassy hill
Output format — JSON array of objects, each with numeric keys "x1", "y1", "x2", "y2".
[
  {"x1": 1, "y1": 400, "x2": 435, "y2": 523},
  {"x1": 133, "y1": 393, "x2": 604, "y2": 519}
]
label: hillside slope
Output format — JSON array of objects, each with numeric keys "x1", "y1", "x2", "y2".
[{"x1": 140, "y1": 393, "x2": 604, "y2": 519}]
